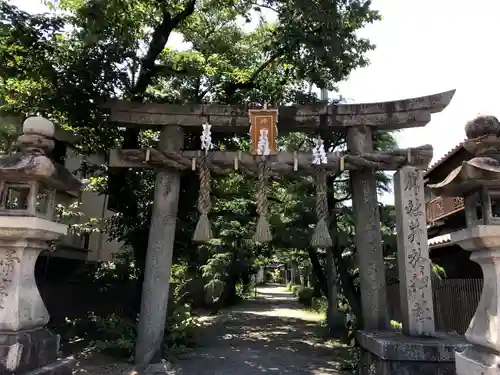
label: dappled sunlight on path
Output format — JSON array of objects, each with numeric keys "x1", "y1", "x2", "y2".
[{"x1": 167, "y1": 285, "x2": 349, "y2": 375}]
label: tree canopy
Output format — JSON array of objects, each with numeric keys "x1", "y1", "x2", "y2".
[{"x1": 0, "y1": 0, "x2": 402, "y2": 335}]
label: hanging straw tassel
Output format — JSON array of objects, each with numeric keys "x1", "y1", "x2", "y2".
[
  {"x1": 193, "y1": 156, "x2": 213, "y2": 242},
  {"x1": 253, "y1": 160, "x2": 272, "y2": 243},
  {"x1": 311, "y1": 167, "x2": 333, "y2": 248}
]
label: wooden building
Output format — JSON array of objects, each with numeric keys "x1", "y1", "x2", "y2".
[{"x1": 425, "y1": 143, "x2": 482, "y2": 278}]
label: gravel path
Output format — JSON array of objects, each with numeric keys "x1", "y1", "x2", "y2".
[{"x1": 71, "y1": 285, "x2": 350, "y2": 374}]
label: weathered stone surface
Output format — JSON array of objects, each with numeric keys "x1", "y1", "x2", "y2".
[
  {"x1": 108, "y1": 144, "x2": 434, "y2": 175},
  {"x1": 0, "y1": 217, "x2": 70, "y2": 374},
  {"x1": 0, "y1": 217, "x2": 66, "y2": 332},
  {"x1": 358, "y1": 331, "x2": 469, "y2": 361},
  {"x1": 430, "y1": 114, "x2": 500, "y2": 375},
  {"x1": 128, "y1": 359, "x2": 172, "y2": 375},
  {"x1": 347, "y1": 126, "x2": 388, "y2": 331},
  {"x1": 0, "y1": 117, "x2": 83, "y2": 192},
  {"x1": 106, "y1": 90, "x2": 456, "y2": 132},
  {"x1": 0, "y1": 115, "x2": 77, "y2": 375},
  {"x1": 358, "y1": 331, "x2": 470, "y2": 375},
  {"x1": 455, "y1": 347, "x2": 500, "y2": 375},
  {"x1": 24, "y1": 358, "x2": 73, "y2": 375},
  {"x1": 144, "y1": 360, "x2": 172, "y2": 374},
  {"x1": 0, "y1": 329, "x2": 62, "y2": 374},
  {"x1": 108, "y1": 89, "x2": 455, "y2": 116},
  {"x1": 394, "y1": 166, "x2": 435, "y2": 336},
  {"x1": 451, "y1": 225, "x2": 500, "y2": 353},
  {"x1": 134, "y1": 126, "x2": 184, "y2": 366},
  {"x1": 464, "y1": 115, "x2": 500, "y2": 139},
  {"x1": 359, "y1": 350, "x2": 457, "y2": 375}
]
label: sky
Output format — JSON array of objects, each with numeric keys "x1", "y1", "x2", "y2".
[{"x1": 10, "y1": 0, "x2": 500, "y2": 204}]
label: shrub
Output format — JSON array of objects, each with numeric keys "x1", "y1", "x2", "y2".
[
  {"x1": 270, "y1": 269, "x2": 282, "y2": 283},
  {"x1": 390, "y1": 320, "x2": 402, "y2": 332},
  {"x1": 291, "y1": 284, "x2": 300, "y2": 295},
  {"x1": 63, "y1": 312, "x2": 136, "y2": 359},
  {"x1": 61, "y1": 303, "x2": 200, "y2": 360},
  {"x1": 236, "y1": 281, "x2": 255, "y2": 300},
  {"x1": 311, "y1": 296, "x2": 328, "y2": 313},
  {"x1": 165, "y1": 304, "x2": 200, "y2": 355},
  {"x1": 297, "y1": 287, "x2": 314, "y2": 306}
]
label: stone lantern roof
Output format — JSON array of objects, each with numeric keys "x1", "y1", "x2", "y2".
[
  {"x1": 427, "y1": 115, "x2": 500, "y2": 197},
  {"x1": 0, "y1": 117, "x2": 83, "y2": 192}
]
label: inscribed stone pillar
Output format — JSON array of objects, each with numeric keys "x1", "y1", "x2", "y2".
[
  {"x1": 135, "y1": 126, "x2": 184, "y2": 366},
  {"x1": 347, "y1": 126, "x2": 389, "y2": 330},
  {"x1": 394, "y1": 166, "x2": 435, "y2": 336}
]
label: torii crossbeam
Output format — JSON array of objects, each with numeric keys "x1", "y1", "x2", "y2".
[{"x1": 106, "y1": 89, "x2": 455, "y2": 132}]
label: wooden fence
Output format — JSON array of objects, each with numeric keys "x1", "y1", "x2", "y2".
[{"x1": 387, "y1": 278, "x2": 483, "y2": 335}]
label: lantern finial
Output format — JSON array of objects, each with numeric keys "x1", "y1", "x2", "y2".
[{"x1": 17, "y1": 117, "x2": 55, "y2": 155}]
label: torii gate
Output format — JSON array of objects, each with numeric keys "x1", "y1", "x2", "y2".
[{"x1": 106, "y1": 90, "x2": 455, "y2": 366}]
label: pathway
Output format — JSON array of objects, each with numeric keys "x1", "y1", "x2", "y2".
[
  {"x1": 71, "y1": 285, "x2": 352, "y2": 374},
  {"x1": 165, "y1": 285, "x2": 348, "y2": 375}
]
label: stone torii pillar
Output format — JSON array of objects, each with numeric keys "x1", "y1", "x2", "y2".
[
  {"x1": 347, "y1": 125, "x2": 389, "y2": 330},
  {"x1": 135, "y1": 126, "x2": 184, "y2": 367}
]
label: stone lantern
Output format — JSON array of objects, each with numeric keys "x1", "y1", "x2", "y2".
[
  {"x1": 0, "y1": 116, "x2": 83, "y2": 374},
  {"x1": 428, "y1": 115, "x2": 500, "y2": 375}
]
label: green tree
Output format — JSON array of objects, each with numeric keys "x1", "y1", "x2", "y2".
[{"x1": 0, "y1": 0, "x2": 384, "y2": 321}]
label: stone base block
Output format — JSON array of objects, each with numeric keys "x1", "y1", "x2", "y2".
[
  {"x1": 0, "y1": 329, "x2": 62, "y2": 374},
  {"x1": 357, "y1": 331, "x2": 471, "y2": 375},
  {"x1": 133, "y1": 359, "x2": 173, "y2": 374},
  {"x1": 456, "y1": 346, "x2": 500, "y2": 375},
  {"x1": 24, "y1": 358, "x2": 74, "y2": 375}
]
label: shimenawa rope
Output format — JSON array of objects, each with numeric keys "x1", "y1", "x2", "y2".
[
  {"x1": 310, "y1": 167, "x2": 332, "y2": 248},
  {"x1": 193, "y1": 156, "x2": 213, "y2": 242},
  {"x1": 253, "y1": 160, "x2": 272, "y2": 243}
]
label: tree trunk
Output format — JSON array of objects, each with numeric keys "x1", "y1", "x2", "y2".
[
  {"x1": 335, "y1": 254, "x2": 363, "y2": 328},
  {"x1": 326, "y1": 247, "x2": 343, "y2": 336},
  {"x1": 326, "y1": 175, "x2": 363, "y2": 328},
  {"x1": 306, "y1": 247, "x2": 327, "y2": 297}
]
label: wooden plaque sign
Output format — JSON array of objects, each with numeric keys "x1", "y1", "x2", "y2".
[{"x1": 248, "y1": 108, "x2": 278, "y2": 155}]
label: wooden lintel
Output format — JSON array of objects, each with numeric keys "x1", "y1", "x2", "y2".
[
  {"x1": 108, "y1": 145, "x2": 433, "y2": 175},
  {"x1": 105, "y1": 90, "x2": 455, "y2": 133}
]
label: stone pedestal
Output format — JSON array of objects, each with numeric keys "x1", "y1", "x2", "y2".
[
  {"x1": 0, "y1": 216, "x2": 72, "y2": 374},
  {"x1": 451, "y1": 225, "x2": 500, "y2": 375},
  {"x1": 357, "y1": 331, "x2": 470, "y2": 375}
]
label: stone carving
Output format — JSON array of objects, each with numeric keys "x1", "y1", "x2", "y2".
[
  {"x1": 394, "y1": 166, "x2": 435, "y2": 336},
  {"x1": 0, "y1": 249, "x2": 20, "y2": 310}
]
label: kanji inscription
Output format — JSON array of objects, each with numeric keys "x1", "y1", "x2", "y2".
[
  {"x1": 395, "y1": 166, "x2": 435, "y2": 336},
  {"x1": 0, "y1": 249, "x2": 20, "y2": 309}
]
